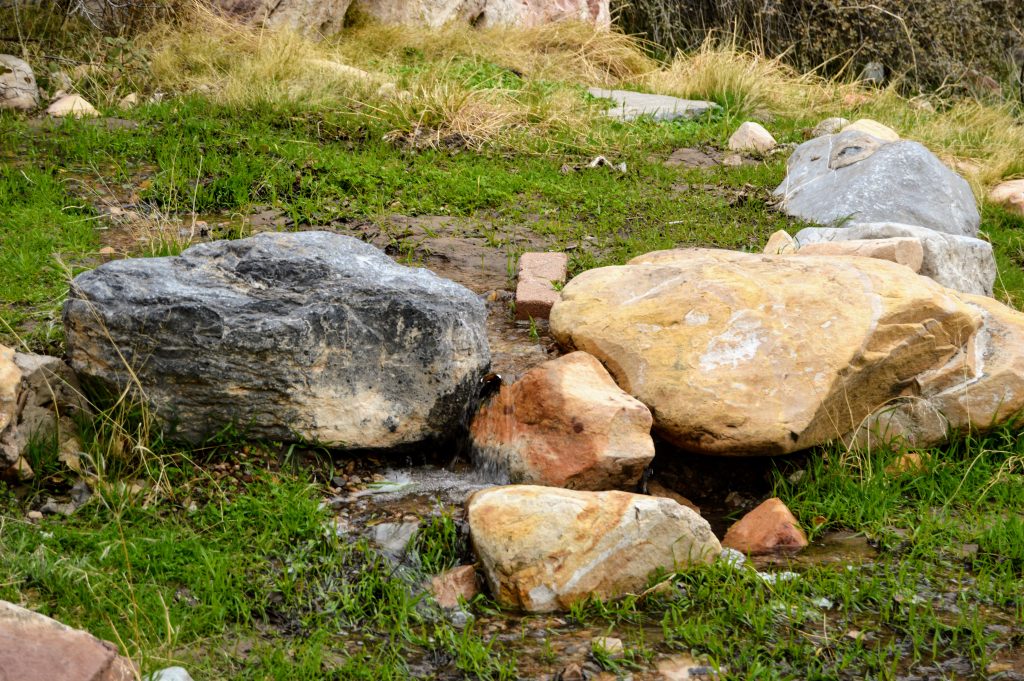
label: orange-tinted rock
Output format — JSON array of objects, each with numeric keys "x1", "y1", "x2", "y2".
[
  {"x1": 989, "y1": 179, "x2": 1024, "y2": 217},
  {"x1": 0, "y1": 600, "x2": 136, "y2": 681},
  {"x1": 429, "y1": 565, "x2": 480, "y2": 609},
  {"x1": 647, "y1": 480, "x2": 700, "y2": 515},
  {"x1": 722, "y1": 498, "x2": 808, "y2": 555},
  {"x1": 885, "y1": 452, "x2": 927, "y2": 474},
  {"x1": 470, "y1": 351, "x2": 654, "y2": 490}
]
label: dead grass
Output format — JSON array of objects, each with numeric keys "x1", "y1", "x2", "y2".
[{"x1": 141, "y1": 5, "x2": 1024, "y2": 186}]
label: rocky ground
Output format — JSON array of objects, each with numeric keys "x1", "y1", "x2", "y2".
[{"x1": 1, "y1": 7, "x2": 1024, "y2": 680}]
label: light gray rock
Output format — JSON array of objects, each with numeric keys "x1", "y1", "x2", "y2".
[
  {"x1": 811, "y1": 117, "x2": 849, "y2": 137},
  {"x1": 0, "y1": 55, "x2": 39, "y2": 111},
  {"x1": 774, "y1": 131, "x2": 980, "y2": 237},
  {"x1": 64, "y1": 232, "x2": 490, "y2": 449},
  {"x1": 371, "y1": 520, "x2": 420, "y2": 560},
  {"x1": 588, "y1": 88, "x2": 720, "y2": 122},
  {"x1": 145, "y1": 667, "x2": 194, "y2": 681},
  {"x1": 794, "y1": 222, "x2": 996, "y2": 296}
]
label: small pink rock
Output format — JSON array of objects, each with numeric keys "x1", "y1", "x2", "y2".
[
  {"x1": 722, "y1": 497, "x2": 808, "y2": 555},
  {"x1": 990, "y1": 179, "x2": 1024, "y2": 217},
  {"x1": 429, "y1": 565, "x2": 479, "y2": 609},
  {"x1": 515, "y1": 252, "x2": 568, "y2": 321}
]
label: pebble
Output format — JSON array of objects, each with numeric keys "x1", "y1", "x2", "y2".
[{"x1": 26, "y1": 511, "x2": 43, "y2": 521}]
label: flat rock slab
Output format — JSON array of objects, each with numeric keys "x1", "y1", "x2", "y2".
[
  {"x1": 588, "y1": 88, "x2": 720, "y2": 122},
  {"x1": 0, "y1": 600, "x2": 135, "y2": 681},
  {"x1": 64, "y1": 231, "x2": 490, "y2": 449},
  {"x1": 515, "y1": 251, "x2": 567, "y2": 321}
]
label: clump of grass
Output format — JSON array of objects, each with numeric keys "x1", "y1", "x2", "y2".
[
  {"x1": 643, "y1": 39, "x2": 835, "y2": 117},
  {"x1": 407, "y1": 511, "x2": 464, "y2": 574}
]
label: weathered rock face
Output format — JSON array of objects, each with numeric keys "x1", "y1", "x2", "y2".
[
  {"x1": 0, "y1": 55, "x2": 39, "y2": 111},
  {"x1": 774, "y1": 131, "x2": 980, "y2": 237},
  {"x1": 476, "y1": 0, "x2": 610, "y2": 28},
  {"x1": 64, "y1": 232, "x2": 490, "y2": 449},
  {"x1": 550, "y1": 248, "x2": 1024, "y2": 455},
  {"x1": 470, "y1": 351, "x2": 654, "y2": 490},
  {"x1": 1, "y1": 348, "x2": 89, "y2": 478},
  {"x1": 0, "y1": 600, "x2": 136, "y2": 681},
  {"x1": 351, "y1": 0, "x2": 609, "y2": 27},
  {"x1": 794, "y1": 222, "x2": 996, "y2": 296},
  {"x1": 468, "y1": 485, "x2": 720, "y2": 612},
  {"x1": 721, "y1": 497, "x2": 808, "y2": 555},
  {"x1": 795, "y1": 237, "x2": 924, "y2": 272},
  {"x1": 215, "y1": 0, "x2": 354, "y2": 35},
  {"x1": 852, "y1": 291, "x2": 1024, "y2": 449}
]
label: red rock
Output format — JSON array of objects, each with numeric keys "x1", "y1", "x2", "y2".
[
  {"x1": 0, "y1": 600, "x2": 136, "y2": 681},
  {"x1": 721, "y1": 498, "x2": 808, "y2": 555},
  {"x1": 470, "y1": 351, "x2": 654, "y2": 490},
  {"x1": 515, "y1": 251, "x2": 568, "y2": 321},
  {"x1": 429, "y1": 565, "x2": 480, "y2": 608}
]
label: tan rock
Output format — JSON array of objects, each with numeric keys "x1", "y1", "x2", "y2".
[
  {"x1": 989, "y1": 179, "x2": 1024, "y2": 217},
  {"x1": 470, "y1": 351, "x2": 654, "y2": 490},
  {"x1": 550, "y1": 249, "x2": 987, "y2": 455},
  {"x1": 0, "y1": 600, "x2": 136, "y2": 681},
  {"x1": 763, "y1": 230, "x2": 796, "y2": 255},
  {"x1": 841, "y1": 118, "x2": 899, "y2": 142},
  {"x1": 647, "y1": 480, "x2": 699, "y2": 515},
  {"x1": 468, "y1": 485, "x2": 720, "y2": 612},
  {"x1": 885, "y1": 452, "x2": 926, "y2": 474},
  {"x1": 853, "y1": 292, "x2": 1024, "y2": 448},
  {"x1": 796, "y1": 237, "x2": 924, "y2": 272},
  {"x1": 722, "y1": 497, "x2": 808, "y2": 555},
  {"x1": 1, "y1": 351, "x2": 89, "y2": 473},
  {"x1": 429, "y1": 565, "x2": 480, "y2": 608},
  {"x1": 593, "y1": 636, "x2": 624, "y2": 657},
  {"x1": 811, "y1": 117, "x2": 850, "y2": 137},
  {"x1": 46, "y1": 94, "x2": 99, "y2": 118},
  {"x1": 728, "y1": 121, "x2": 776, "y2": 153},
  {"x1": 117, "y1": 93, "x2": 139, "y2": 109}
]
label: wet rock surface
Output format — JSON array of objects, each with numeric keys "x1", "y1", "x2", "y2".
[
  {"x1": 467, "y1": 485, "x2": 720, "y2": 612},
  {"x1": 64, "y1": 231, "x2": 490, "y2": 449},
  {"x1": 470, "y1": 351, "x2": 654, "y2": 489},
  {"x1": 774, "y1": 131, "x2": 980, "y2": 237}
]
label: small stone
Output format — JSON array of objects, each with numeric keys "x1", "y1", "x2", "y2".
[
  {"x1": 46, "y1": 94, "x2": 99, "y2": 118},
  {"x1": 40, "y1": 498, "x2": 77, "y2": 516},
  {"x1": 0, "y1": 55, "x2": 39, "y2": 111},
  {"x1": 859, "y1": 61, "x2": 886, "y2": 85},
  {"x1": 722, "y1": 498, "x2": 808, "y2": 556},
  {"x1": 593, "y1": 636, "x2": 624, "y2": 657},
  {"x1": 118, "y1": 93, "x2": 139, "y2": 109},
  {"x1": 145, "y1": 667, "x2": 194, "y2": 681},
  {"x1": 763, "y1": 230, "x2": 796, "y2": 255},
  {"x1": 989, "y1": 179, "x2": 1024, "y2": 217},
  {"x1": 796, "y1": 237, "x2": 925, "y2": 272},
  {"x1": 811, "y1": 117, "x2": 850, "y2": 137},
  {"x1": 26, "y1": 510, "x2": 43, "y2": 521},
  {"x1": 515, "y1": 251, "x2": 568, "y2": 321},
  {"x1": 371, "y1": 520, "x2": 419, "y2": 561},
  {"x1": 429, "y1": 565, "x2": 479, "y2": 609},
  {"x1": 840, "y1": 118, "x2": 899, "y2": 142},
  {"x1": 98, "y1": 246, "x2": 117, "y2": 257},
  {"x1": 885, "y1": 452, "x2": 926, "y2": 474},
  {"x1": 728, "y1": 121, "x2": 776, "y2": 153},
  {"x1": 588, "y1": 88, "x2": 720, "y2": 122}
]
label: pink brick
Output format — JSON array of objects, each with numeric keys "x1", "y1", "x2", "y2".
[{"x1": 515, "y1": 252, "x2": 568, "y2": 321}]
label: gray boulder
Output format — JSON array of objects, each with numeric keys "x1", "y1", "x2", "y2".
[
  {"x1": 774, "y1": 131, "x2": 980, "y2": 237},
  {"x1": 0, "y1": 55, "x2": 39, "y2": 111},
  {"x1": 794, "y1": 222, "x2": 996, "y2": 296},
  {"x1": 64, "y1": 232, "x2": 490, "y2": 449}
]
